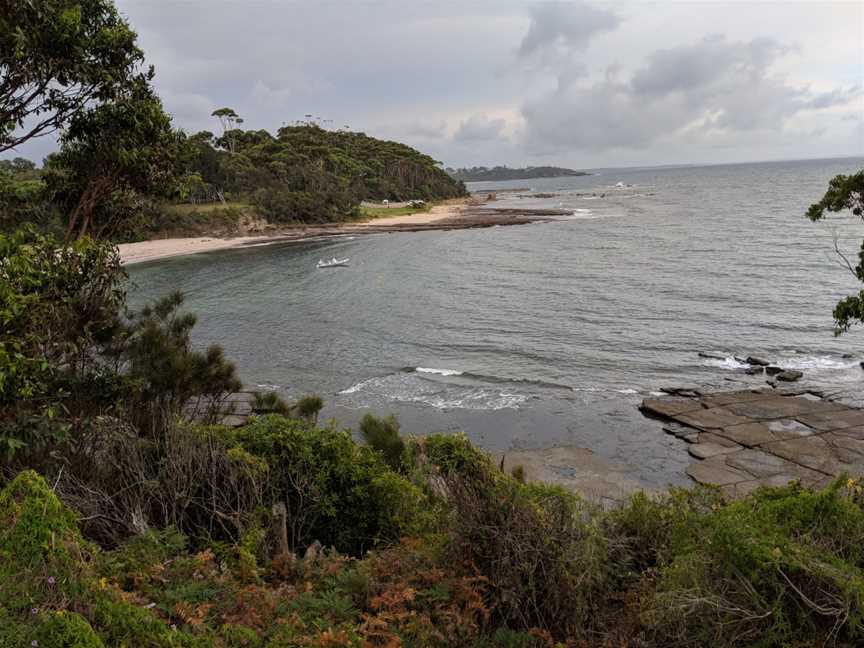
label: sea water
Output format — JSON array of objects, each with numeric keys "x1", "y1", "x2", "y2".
[{"x1": 129, "y1": 157, "x2": 864, "y2": 487}]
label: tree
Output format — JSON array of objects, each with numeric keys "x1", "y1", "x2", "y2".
[
  {"x1": 807, "y1": 170, "x2": 864, "y2": 333},
  {"x1": 211, "y1": 107, "x2": 243, "y2": 153},
  {"x1": 0, "y1": 229, "x2": 241, "y2": 459},
  {"x1": 44, "y1": 78, "x2": 182, "y2": 240},
  {"x1": 0, "y1": 228, "x2": 127, "y2": 460},
  {"x1": 0, "y1": 158, "x2": 36, "y2": 175},
  {"x1": 0, "y1": 0, "x2": 147, "y2": 152}
]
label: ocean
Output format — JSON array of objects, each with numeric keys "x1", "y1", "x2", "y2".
[{"x1": 128, "y1": 156, "x2": 864, "y2": 489}]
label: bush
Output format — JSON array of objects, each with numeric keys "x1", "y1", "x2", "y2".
[
  {"x1": 418, "y1": 435, "x2": 611, "y2": 636},
  {"x1": 643, "y1": 479, "x2": 864, "y2": 646},
  {"x1": 421, "y1": 432, "x2": 490, "y2": 478},
  {"x1": 293, "y1": 394, "x2": 323, "y2": 424},
  {"x1": 54, "y1": 423, "x2": 268, "y2": 547},
  {"x1": 122, "y1": 290, "x2": 242, "y2": 436},
  {"x1": 359, "y1": 413, "x2": 406, "y2": 472},
  {"x1": 0, "y1": 470, "x2": 94, "y2": 614},
  {"x1": 0, "y1": 228, "x2": 127, "y2": 462},
  {"x1": 91, "y1": 596, "x2": 177, "y2": 648},
  {"x1": 253, "y1": 184, "x2": 359, "y2": 224},
  {"x1": 33, "y1": 611, "x2": 105, "y2": 648},
  {"x1": 251, "y1": 392, "x2": 292, "y2": 416},
  {"x1": 0, "y1": 230, "x2": 240, "y2": 466},
  {"x1": 231, "y1": 415, "x2": 425, "y2": 554}
]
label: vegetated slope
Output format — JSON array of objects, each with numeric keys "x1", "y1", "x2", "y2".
[
  {"x1": 0, "y1": 124, "x2": 468, "y2": 239},
  {"x1": 190, "y1": 124, "x2": 467, "y2": 225},
  {"x1": 446, "y1": 165, "x2": 589, "y2": 182}
]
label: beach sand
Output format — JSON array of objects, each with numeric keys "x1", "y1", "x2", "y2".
[{"x1": 118, "y1": 200, "x2": 469, "y2": 265}]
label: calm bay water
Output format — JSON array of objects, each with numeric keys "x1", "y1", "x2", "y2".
[{"x1": 129, "y1": 157, "x2": 864, "y2": 488}]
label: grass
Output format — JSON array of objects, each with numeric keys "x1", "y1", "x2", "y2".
[
  {"x1": 164, "y1": 201, "x2": 251, "y2": 216},
  {"x1": 360, "y1": 203, "x2": 431, "y2": 220}
]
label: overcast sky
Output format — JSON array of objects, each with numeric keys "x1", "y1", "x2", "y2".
[{"x1": 10, "y1": 1, "x2": 864, "y2": 168}]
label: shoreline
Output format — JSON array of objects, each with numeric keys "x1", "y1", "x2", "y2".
[{"x1": 117, "y1": 197, "x2": 569, "y2": 265}]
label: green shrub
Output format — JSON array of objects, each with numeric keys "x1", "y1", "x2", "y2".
[
  {"x1": 359, "y1": 413, "x2": 406, "y2": 472},
  {"x1": 421, "y1": 432, "x2": 491, "y2": 478},
  {"x1": 253, "y1": 184, "x2": 359, "y2": 224},
  {"x1": 230, "y1": 415, "x2": 425, "y2": 555},
  {"x1": 293, "y1": 394, "x2": 323, "y2": 424},
  {"x1": 0, "y1": 470, "x2": 93, "y2": 613},
  {"x1": 33, "y1": 611, "x2": 104, "y2": 648},
  {"x1": 91, "y1": 596, "x2": 177, "y2": 648},
  {"x1": 608, "y1": 486, "x2": 722, "y2": 575},
  {"x1": 219, "y1": 624, "x2": 262, "y2": 648},
  {"x1": 432, "y1": 445, "x2": 610, "y2": 636},
  {"x1": 646, "y1": 479, "x2": 864, "y2": 646},
  {"x1": 251, "y1": 392, "x2": 292, "y2": 416},
  {"x1": 101, "y1": 528, "x2": 189, "y2": 585}
]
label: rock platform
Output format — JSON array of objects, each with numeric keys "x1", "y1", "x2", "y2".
[
  {"x1": 497, "y1": 446, "x2": 651, "y2": 509},
  {"x1": 641, "y1": 388, "x2": 864, "y2": 497}
]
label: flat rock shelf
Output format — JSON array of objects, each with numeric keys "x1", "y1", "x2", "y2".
[{"x1": 641, "y1": 388, "x2": 864, "y2": 497}]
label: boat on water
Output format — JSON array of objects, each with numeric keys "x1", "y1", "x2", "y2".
[{"x1": 317, "y1": 257, "x2": 350, "y2": 268}]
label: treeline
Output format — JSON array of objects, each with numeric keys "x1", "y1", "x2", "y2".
[
  {"x1": 189, "y1": 121, "x2": 466, "y2": 226},
  {"x1": 0, "y1": 1, "x2": 464, "y2": 243},
  {"x1": 1, "y1": 121, "x2": 466, "y2": 243},
  {"x1": 446, "y1": 165, "x2": 589, "y2": 182}
]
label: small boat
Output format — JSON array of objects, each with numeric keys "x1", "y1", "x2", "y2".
[{"x1": 317, "y1": 257, "x2": 350, "y2": 268}]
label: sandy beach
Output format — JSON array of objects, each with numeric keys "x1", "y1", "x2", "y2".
[{"x1": 117, "y1": 199, "x2": 472, "y2": 265}]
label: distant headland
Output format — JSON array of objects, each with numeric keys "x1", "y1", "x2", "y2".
[{"x1": 446, "y1": 165, "x2": 590, "y2": 182}]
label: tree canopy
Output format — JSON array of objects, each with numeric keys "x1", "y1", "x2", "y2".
[
  {"x1": 0, "y1": 0, "x2": 148, "y2": 152},
  {"x1": 44, "y1": 78, "x2": 181, "y2": 240},
  {"x1": 807, "y1": 170, "x2": 864, "y2": 333}
]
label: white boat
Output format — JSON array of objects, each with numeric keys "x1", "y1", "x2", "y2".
[{"x1": 317, "y1": 257, "x2": 350, "y2": 268}]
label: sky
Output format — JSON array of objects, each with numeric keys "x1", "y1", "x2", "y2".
[{"x1": 9, "y1": 0, "x2": 864, "y2": 168}]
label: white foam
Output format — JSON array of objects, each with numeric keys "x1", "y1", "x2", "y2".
[
  {"x1": 338, "y1": 372, "x2": 526, "y2": 410},
  {"x1": 702, "y1": 356, "x2": 749, "y2": 370},
  {"x1": 413, "y1": 391, "x2": 528, "y2": 410},
  {"x1": 339, "y1": 377, "x2": 376, "y2": 394},
  {"x1": 777, "y1": 355, "x2": 859, "y2": 371},
  {"x1": 416, "y1": 367, "x2": 463, "y2": 376}
]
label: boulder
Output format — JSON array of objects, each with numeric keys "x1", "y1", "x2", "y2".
[
  {"x1": 776, "y1": 370, "x2": 803, "y2": 382},
  {"x1": 746, "y1": 356, "x2": 770, "y2": 366},
  {"x1": 765, "y1": 366, "x2": 784, "y2": 375}
]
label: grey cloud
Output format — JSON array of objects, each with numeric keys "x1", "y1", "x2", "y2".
[
  {"x1": 518, "y1": 1, "x2": 619, "y2": 58},
  {"x1": 631, "y1": 36, "x2": 788, "y2": 96},
  {"x1": 522, "y1": 35, "x2": 862, "y2": 154},
  {"x1": 403, "y1": 120, "x2": 449, "y2": 139},
  {"x1": 453, "y1": 114, "x2": 507, "y2": 142},
  {"x1": 4, "y1": 1, "x2": 861, "y2": 168},
  {"x1": 804, "y1": 86, "x2": 863, "y2": 110}
]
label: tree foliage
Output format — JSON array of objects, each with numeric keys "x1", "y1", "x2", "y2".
[
  {"x1": 807, "y1": 170, "x2": 864, "y2": 333},
  {"x1": 183, "y1": 123, "x2": 467, "y2": 224},
  {"x1": 0, "y1": 229, "x2": 239, "y2": 461},
  {"x1": 0, "y1": 0, "x2": 147, "y2": 152},
  {"x1": 43, "y1": 79, "x2": 181, "y2": 240}
]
